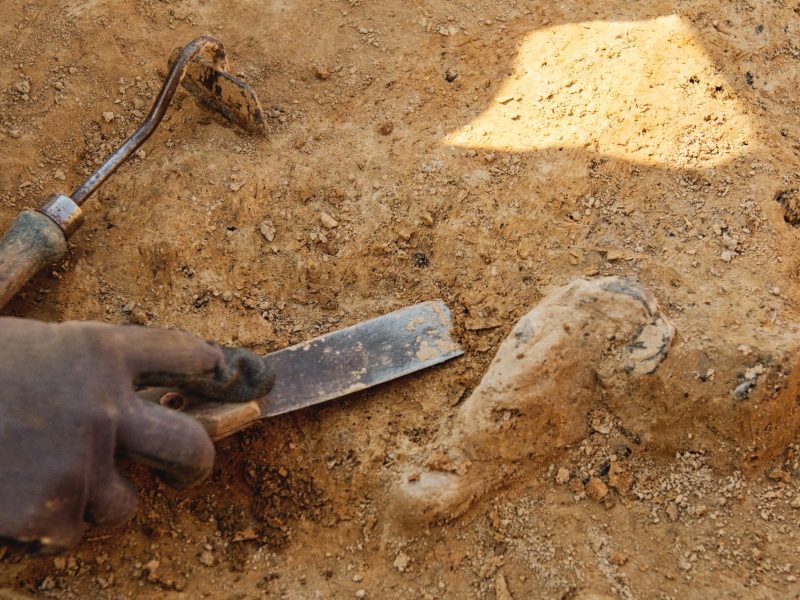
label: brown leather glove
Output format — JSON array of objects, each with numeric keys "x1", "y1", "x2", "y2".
[{"x1": 0, "y1": 318, "x2": 273, "y2": 552}]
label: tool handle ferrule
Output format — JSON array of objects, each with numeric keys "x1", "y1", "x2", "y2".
[{"x1": 39, "y1": 193, "x2": 84, "y2": 238}]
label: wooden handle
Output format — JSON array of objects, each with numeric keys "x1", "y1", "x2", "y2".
[
  {"x1": 138, "y1": 387, "x2": 263, "y2": 441},
  {"x1": 188, "y1": 401, "x2": 263, "y2": 440},
  {"x1": 0, "y1": 211, "x2": 67, "y2": 310}
]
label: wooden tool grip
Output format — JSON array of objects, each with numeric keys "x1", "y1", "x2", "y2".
[
  {"x1": 138, "y1": 387, "x2": 263, "y2": 441},
  {"x1": 187, "y1": 401, "x2": 263, "y2": 440},
  {"x1": 0, "y1": 210, "x2": 67, "y2": 310}
]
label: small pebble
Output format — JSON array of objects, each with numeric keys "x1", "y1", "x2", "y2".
[
  {"x1": 495, "y1": 574, "x2": 513, "y2": 600},
  {"x1": 768, "y1": 468, "x2": 791, "y2": 483},
  {"x1": 320, "y1": 211, "x2": 338, "y2": 229},
  {"x1": 666, "y1": 503, "x2": 679, "y2": 522},
  {"x1": 585, "y1": 476, "x2": 608, "y2": 502},
  {"x1": 555, "y1": 467, "x2": 570, "y2": 485},
  {"x1": 314, "y1": 64, "x2": 331, "y2": 80},
  {"x1": 393, "y1": 552, "x2": 410, "y2": 572},
  {"x1": 14, "y1": 80, "x2": 30, "y2": 94},
  {"x1": 260, "y1": 220, "x2": 276, "y2": 242},
  {"x1": 102, "y1": 111, "x2": 115, "y2": 123}
]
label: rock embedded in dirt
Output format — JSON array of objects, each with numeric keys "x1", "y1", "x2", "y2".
[
  {"x1": 555, "y1": 467, "x2": 571, "y2": 485},
  {"x1": 314, "y1": 64, "x2": 331, "y2": 80},
  {"x1": 590, "y1": 412, "x2": 613, "y2": 435},
  {"x1": 394, "y1": 277, "x2": 675, "y2": 524},
  {"x1": 586, "y1": 477, "x2": 609, "y2": 502},
  {"x1": 608, "y1": 462, "x2": 633, "y2": 496},
  {"x1": 411, "y1": 252, "x2": 429, "y2": 268},
  {"x1": 260, "y1": 219, "x2": 276, "y2": 242},
  {"x1": 495, "y1": 573, "x2": 513, "y2": 600},
  {"x1": 320, "y1": 211, "x2": 338, "y2": 229},
  {"x1": 14, "y1": 79, "x2": 30, "y2": 95},
  {"x1": 775, "y1": 189, "x2": 800, "y2": 226},
  {"x1": 666, "y1": 503, "x2": 679, "y2": 522},
  {"x1": 767, "y1": 468, "x2": 791, "y2": 483},
  {"x1": 609, "y1": 551, "x2": 628, "y2": 566},
  {"x1": 393, "y1": 552, "x2": 410, "y2": 572}
]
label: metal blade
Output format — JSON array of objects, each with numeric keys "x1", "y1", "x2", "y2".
[
  {"x1": 260, "y1": 299, "x2": 462, "y2": 417},
  {"x1": 184, "y1": 300, "x2": 463, "y2": 439},
  {"x1": 169, "y1": 49, "x2": 267, "y2": 134}
]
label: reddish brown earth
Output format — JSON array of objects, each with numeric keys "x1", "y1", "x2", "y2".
[{"x1": 2, "y1": 0, "x2": 800, "y2": 598}]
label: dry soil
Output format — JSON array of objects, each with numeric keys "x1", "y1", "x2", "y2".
[{"x1": 2, "y1": 0, "x2": 800, "y2": 598}]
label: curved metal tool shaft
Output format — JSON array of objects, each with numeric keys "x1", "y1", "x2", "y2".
[
  {"x1": 70, "y1": 36, "x2": 226, "y2": 206},
  {"x1": 0, "y1": 35, "x2": 266, "y2": 311}
]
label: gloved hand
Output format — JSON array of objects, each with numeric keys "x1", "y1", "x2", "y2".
[{"x1": 0, "y1": 317, "x2": 274, "y2": 552}]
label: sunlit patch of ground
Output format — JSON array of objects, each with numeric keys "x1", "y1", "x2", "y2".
[{"x1": 446, "y1": 15, "x2": 753, "y2": 169}]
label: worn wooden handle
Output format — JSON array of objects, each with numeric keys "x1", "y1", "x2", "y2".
[
  {"x1": 138, "y1": 387, "x2": 263, "y2": 441},
  {"x1": 0, "y1": 210, "x2": 67, "y2": 310},
  {"x1": 187, "y1": 401, "x2": 263, "y2": 440}
]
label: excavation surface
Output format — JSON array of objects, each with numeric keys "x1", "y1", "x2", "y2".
[{"x1": 1, "y1": 1, "x2": 800, "y2": 598}]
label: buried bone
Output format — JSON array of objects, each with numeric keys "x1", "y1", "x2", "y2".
[{"x1": 394, "y1": 277, "x2": 674, "y2": 524}]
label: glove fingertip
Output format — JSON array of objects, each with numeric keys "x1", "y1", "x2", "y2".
[
  {"x1": 222, "y1": 347, "x2": 275, "y2": 400},
  {"x1": 85, "y1": 472, "x2": 138, "y2": 528},
  {"x1": 189, "y1": 347, "x2": 274, "y2": 402}
]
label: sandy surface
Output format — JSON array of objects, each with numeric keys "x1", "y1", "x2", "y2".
[{"x1": 2, "y1": 0, "x2": 800, "y2": 598}]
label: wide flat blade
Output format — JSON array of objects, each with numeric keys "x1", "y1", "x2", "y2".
[
  {"x1": 182, "y1": 57, "x2": 267, "y2": 134},
  {"x1": 185, "y1": 300, "x2": 463, "y2": 439},
  {"x1": 260, "y1": 299, "x2": 462, "y2": 417},
  {"x1": 169, "y1": 48, "x2": 267, "y2": 134}
]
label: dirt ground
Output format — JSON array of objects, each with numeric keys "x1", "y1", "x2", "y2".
[{"x1": 2, "y1": 0, "x2": 800, "y2": 598}]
